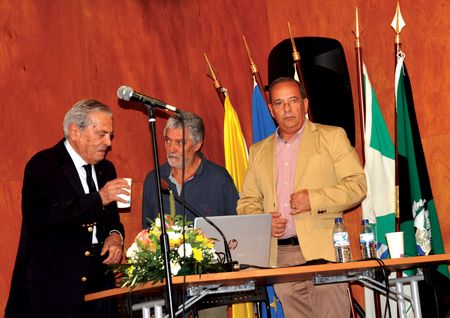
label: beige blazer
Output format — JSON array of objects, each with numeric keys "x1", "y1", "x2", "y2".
[{"x1": 237, "y1": 120, "x2": 367, "y2": 266}]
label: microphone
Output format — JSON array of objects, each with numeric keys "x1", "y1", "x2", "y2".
[
  {"x1": 160, "y1": 179, "x2": 236, "y2": 271},
  {"x1": 117, "y1": 86, "x2": 179, "y2": 113}
]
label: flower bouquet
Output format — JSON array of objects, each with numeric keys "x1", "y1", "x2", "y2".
[{"x1": 117, "y1": 215, "x2": 226, "y2": 288}]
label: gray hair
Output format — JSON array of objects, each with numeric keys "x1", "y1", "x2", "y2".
[
  {"x1": 268, "y1": 77, "x2": 305, "y2": 103},
  {"x1": 163, "y1": 111, "x2": 204, "y2": 145},
  {"x1": 63, "y1": 99, "x2": 112, "y2": 138}
]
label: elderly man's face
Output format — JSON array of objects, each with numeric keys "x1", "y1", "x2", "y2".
[
  {"x1": 68, "y1": 111, "x2": 114, "y2": 164},
  {"x1": 164, "y1": 127, "x2": 201, "y2": 169}
]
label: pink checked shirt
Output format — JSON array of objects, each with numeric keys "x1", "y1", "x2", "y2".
[{"x1": 275, "y1": 125, "x2": 304, "y2": 239}]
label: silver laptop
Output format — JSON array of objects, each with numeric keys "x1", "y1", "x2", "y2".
[{"x1": 194, "y1": 214, "x2": 272, "y2": 267}]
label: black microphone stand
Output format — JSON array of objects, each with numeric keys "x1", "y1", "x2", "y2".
[{"x1": 145, "y1": 105, "x2": 175, "y2": 318}]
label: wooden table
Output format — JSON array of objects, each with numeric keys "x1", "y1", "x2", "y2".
[{"x1": 85, "y1": 254, "x2": 450, "y2": 302}]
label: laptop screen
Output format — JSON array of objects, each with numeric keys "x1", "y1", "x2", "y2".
[{"x1": 194, "y1": 214, "x2": 272, "y2": 267}]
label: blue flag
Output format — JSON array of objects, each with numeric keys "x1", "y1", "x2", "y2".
[
  {"x1": 260, "y1": 285, "x2": 285, "y2": 318},
  {"x1": 252, "y1": 78, "x2": 276, "y2": 143},
  {"x1": 250, "y1": 77, "x2": 283, "y2": 317}
]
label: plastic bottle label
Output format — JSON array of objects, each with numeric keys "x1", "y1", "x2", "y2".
[
  {"x1": 359, "y1": 232, "x2": 374, "y2": 244},
  {"x1": 333, "y1": 232, "x2": 350, "y2": 246}
]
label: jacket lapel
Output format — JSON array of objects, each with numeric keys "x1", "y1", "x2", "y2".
[
  {"x1": 94, "y1": 164, "x2": 105, "y2": 189},
  {"x1": 294, "y1": 120, "x2": 316, "y2": 190},
  {"x1": 263, "y1": 135, "x2": 277, "y2": 210},
  {"x1": 56, "y1": 140, "x2": 85, "y2": 195}
]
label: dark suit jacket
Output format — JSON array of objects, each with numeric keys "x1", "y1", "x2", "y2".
[{"x1": 5, "y1": 139, "x2": 124, "y2": 318}]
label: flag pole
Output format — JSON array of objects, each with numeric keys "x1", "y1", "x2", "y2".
[
  {"x1": 203, "y1": 53, "x2": 226, "y2": 105},
  {"x1": 288, "y1": 22, "x2": 312, "y2": 119},
  {"x1": 242, "y1": 35, "x2": 269, "y2": 105},
  {"x1": 288, "y1": 22, "x2": 307, "y2": 98},
  {"x1": 390, "y1": 2, "x2": 406, "y2": 224},
  {"x1": 353, "y1": 6, "x2": 366, "y2": 164},
  {"x1": 354, "y1": 7, "x2": 384, "y2": 317}
]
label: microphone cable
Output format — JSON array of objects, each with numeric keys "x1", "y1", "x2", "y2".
[{"x1": 179, "y1": 112, "x2": 187, "y2": 318}]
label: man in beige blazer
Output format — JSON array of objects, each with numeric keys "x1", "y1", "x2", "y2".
[{"x1": 237, "y1": 77, "x2": 367, "y2": 317}]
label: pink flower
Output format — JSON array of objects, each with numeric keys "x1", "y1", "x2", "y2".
[{"x1": 135, "y1": 229, "x2": 151, "y2": 246}]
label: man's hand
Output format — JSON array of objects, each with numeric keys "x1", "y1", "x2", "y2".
[
  {"x1": 271, "y1": 212, "x2": 287, "y2": 238},
  {"x1": 289, "y1": 190, "x2": 311, "y2": 215},
  {"x1": 101, "y1": 232, "x2": 123, "y2": 264},
  {"x1": 98, "y1": 178, "x2": 130, "y2": 206}
]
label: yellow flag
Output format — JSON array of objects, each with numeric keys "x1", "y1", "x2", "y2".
[
  {"x1": 223, "y1": 95, "x2": 248, "y2": 193},
  {"x1": 232, "y1": 302, "x2": 255, "y2": 318},
  {"x1": 224, "y1": 95, "x2": 254, "y2": 318}
]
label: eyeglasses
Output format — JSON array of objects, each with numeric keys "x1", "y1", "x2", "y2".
[{"x1": 271, "y1": 97, "x2": 302, "y2": 108}]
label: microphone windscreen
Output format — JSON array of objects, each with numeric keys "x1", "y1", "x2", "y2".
[{"x1": 117, "y1": 86, "x2": 133, "y2": 101}]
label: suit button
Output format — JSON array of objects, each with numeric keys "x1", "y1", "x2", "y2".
[
  {"x1": 85, "y1": 251, "x2": 91, "y2": 256},
  {"x1": 81, "y1": 277, "x2": 87, "y2": 282},
  {"x1": 88, "y1": 226, "x2": 93, "y2": 232}
]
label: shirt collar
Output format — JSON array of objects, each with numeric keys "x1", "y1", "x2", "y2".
[
  {"x1": 194, "y1": 152, "x2": 205, "y2": 176},
  {"x1": 64, "y1": 139, "x2": 88, "y2": 168},
  {"x1": 275, "y1": 121, "x2": 306, "y2": 144}
]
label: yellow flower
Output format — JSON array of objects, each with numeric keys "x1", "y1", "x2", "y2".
[
  {"x1": 192, "y1": 248, "x2": 203, "y2": 262},
  {"x1": 127, "y1": 265, "x2": 136, "y2": 277},
  {"x1": 168, "y1": 231, "x2": 183, "y2": 248},
  {"x1": 195, "y1": 235, "x2": 205, "y2": 243},
  {"x1": 149, "y1": 227, "x2": 161, "y2": 236},
  {"x1": 195, "y1": 234, "x2": 214, "y2": 249}
]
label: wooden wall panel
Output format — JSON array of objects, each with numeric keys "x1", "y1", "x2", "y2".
[
  {"x1": 1, "y1": 0, "x2": 449, "y2": 312},
  {"x1": 0, "y1": 182, "x2": 22, "y2": 301}
]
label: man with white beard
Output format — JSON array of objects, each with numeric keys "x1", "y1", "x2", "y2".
[{"x1": 142, "y1": 111, "x2": 239, "y2": 227}]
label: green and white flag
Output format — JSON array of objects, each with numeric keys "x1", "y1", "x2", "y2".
[
  {"x1": 362, "y1": 64, "x2": 399, "y2": 318},
  {"x1": 395, "y1": 54, "x2": 449, "y2": 278},
  {"x1": 362, "y1": 64, "x2": 396, "y2": 259}
]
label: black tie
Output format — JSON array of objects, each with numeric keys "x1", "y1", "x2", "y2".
[{"x1": 83, "y1": 164, "x2": 97, "y2": 193}]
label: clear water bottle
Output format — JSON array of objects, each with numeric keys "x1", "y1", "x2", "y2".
[
  {"x1": 333, "y1": 217, "x2": 352, "y2": 262},
  {"x1": 360, "y1": 219, "x2": 376, "y2": 259}
]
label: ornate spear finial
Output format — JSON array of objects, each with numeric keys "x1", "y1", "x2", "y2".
[
  {"x1": 288, "y1": 22, "x2": 307, "y2": 99},
  {"x1": 391, "y1": 2, "x2": 406, "y2": 44},
  {"x1": 353, "y1": 6, "x2": 362, "y2": 48},
  {"x1": 242, "y1": 35, "x2": 258, "y2": 74},
  {"x1": 243, "y1": 35, "x2": 269, "y2": 104},
  {"x1": 288, "y1": 22, "x2": 300, "y2": 62},
  {"x1": 203, "y1": 53, "x2": 221, "y2": 89}
]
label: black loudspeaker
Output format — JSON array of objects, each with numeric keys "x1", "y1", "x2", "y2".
[{"x1": 268, "y1": 37, "x2": 355, "y2": 146}]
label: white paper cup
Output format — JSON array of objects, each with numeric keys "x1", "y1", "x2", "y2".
[
  {"x1": 117, "y1": 178, "x2": 132, "y2": 208},
  {"x1": 385, "y1": 231, "x2": 404, "y2": 258}
]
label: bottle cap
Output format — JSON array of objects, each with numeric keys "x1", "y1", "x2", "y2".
[
  {"x1": 362, "y1": 219, "x2": 369, "y2": 225},
  {"x1": 335, "y1": 217, "x2": 343, "y2": 223}
]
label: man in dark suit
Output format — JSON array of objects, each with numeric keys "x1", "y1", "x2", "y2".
[{"x1": 5, "y1": 99, "x2": 129, "y2": 318}]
